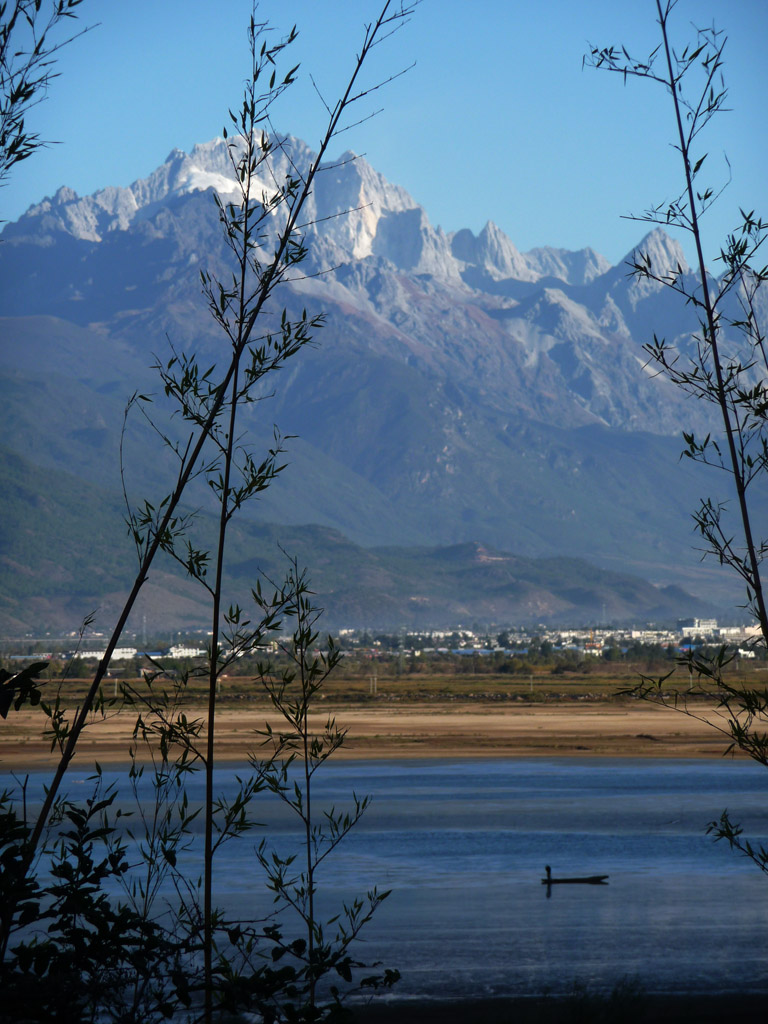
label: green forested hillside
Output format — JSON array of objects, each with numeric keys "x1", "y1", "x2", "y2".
[{"x1": 0, "y1": 449, "x2": 713, "y2": 633}]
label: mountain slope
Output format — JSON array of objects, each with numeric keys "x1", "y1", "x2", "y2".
[
  {"x1": 0, "y1": 446, "x2": 714, "y2": 633},
  {"x1": 1, "y1": 134, "x2": 755, "y2": 627}
]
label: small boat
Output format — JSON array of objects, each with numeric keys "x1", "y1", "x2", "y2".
[{"x1": 541, "y1": 864, "x2": 608, "y2": 885}]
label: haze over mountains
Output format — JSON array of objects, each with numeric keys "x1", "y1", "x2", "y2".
[{"x1": 0, "y1": 135, "x2": 748, "y2": 632}]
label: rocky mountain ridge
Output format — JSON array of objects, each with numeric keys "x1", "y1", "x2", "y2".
[
  {"x1": 6, "y1": 134, "x2": 685, "y2": 292},
  {"x1": 3, "y1": 135, "x2": 704, "y2": 439},
  {"x1": 0, "y1": 134, "x2": 749, "y2": 629}
]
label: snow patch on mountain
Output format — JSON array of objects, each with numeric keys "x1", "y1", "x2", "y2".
[{"x1": 307, "y1": 149, "x2": 419, "y2": 261}]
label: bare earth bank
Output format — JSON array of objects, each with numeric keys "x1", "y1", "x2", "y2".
[{"x1": 1, "y1": 701, "x2": 739, "y2": 768}]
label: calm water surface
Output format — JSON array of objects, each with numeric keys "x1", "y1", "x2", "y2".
[{"x1": 11, "y1": 758, "x2": 768, "y2": 1000}]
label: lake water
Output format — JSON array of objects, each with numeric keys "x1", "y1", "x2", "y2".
[{"x1": 9, "y1": 757, "x2": 768, "y2": 1001}]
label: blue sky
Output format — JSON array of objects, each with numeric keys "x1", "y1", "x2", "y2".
[{"x1": 3, "y1": 0, "x2": 766, "y2": 268}]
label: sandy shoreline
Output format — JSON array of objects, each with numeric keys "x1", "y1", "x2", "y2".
[{"x1": 0, "y1": 700, "x2": 738, "y2": 768}]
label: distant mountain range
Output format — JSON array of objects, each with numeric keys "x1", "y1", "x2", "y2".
[{"x1": 0, "y1": 135, "x2": 751, "y2": 632}]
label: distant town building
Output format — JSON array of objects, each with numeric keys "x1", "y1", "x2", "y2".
[
  {"x1": 78, "y1": 647, "x2": 137, "y2": 661},
  {"x1": 678, "y1": 618, "x2": 718, "y2": 637},
  {"x1": 168, "y1": 644, "x2": 206, "y2": 658}
]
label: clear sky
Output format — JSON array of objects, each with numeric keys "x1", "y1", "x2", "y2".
[{"x1": 3, "y1": 0, "x2": 766, "y2": 268}]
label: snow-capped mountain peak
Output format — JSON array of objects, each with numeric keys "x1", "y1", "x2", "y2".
[{"x1": 5, "y1": 136, "x2": 615, "y2": 287}]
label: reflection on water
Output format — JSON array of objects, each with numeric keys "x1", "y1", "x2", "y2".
[{"x1": 8, "y1": 758, "x2": 768, "y2": 999}]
